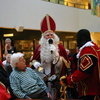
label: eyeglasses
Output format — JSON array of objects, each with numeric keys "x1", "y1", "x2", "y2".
[{"x1": 6, "y1": 42, "x2": 11, "y2": 44}]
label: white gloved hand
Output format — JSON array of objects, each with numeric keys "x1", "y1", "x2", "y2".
[{"x1": 33, "y1": 62, "x2": 41, "y2": 69}]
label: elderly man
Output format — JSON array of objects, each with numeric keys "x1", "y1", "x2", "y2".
[
  {"x1": 67, "y1": 29, "x2": 100, "y2": 100},
  {"x1": 30, "y1": 14, "x2": 70, "y2": 99},
  {"x1": 9, "y1": 52, "x2": 52, "y2": 100}
]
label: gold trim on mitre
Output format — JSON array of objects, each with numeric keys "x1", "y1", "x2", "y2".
[
  {"x1": 46, "y1": 14, "x2": 50, "y2": 30},
  {"x1": 61, "y1": 57, "x2": 70, "y2": 68}
]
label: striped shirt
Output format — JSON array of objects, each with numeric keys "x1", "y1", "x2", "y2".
[{"x1": 10, "y1": 67, "x2": 48, "y2": 99}]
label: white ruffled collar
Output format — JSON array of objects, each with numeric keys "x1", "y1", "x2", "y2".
[{"x1": 76, "y1": 41, "x2": 94, "y2": 58}]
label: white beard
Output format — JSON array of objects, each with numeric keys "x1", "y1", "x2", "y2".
[{"x1": 39, "y1": 34, "x2": 59, "y2": 66}]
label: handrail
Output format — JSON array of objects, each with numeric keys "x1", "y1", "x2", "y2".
[{"x1": 43, "y1": 0, "x2": 91, "y2": 9}]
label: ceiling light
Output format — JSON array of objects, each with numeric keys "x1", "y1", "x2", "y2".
[
  {"x1": 3, "y1": 33, "x2": 14, "y2": 37},
  {"x1": 65, "y1": 36, "x2": 74, "y2": 38}
]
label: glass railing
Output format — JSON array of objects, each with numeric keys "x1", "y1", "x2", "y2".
[{"x1": 43, "y1": 0, "x2": 91, "y2": 9}]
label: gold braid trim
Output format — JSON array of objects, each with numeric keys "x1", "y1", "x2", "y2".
[
  {"x1": 0, "y1": 81, "x2": 5, "y2": 88},
  {"x1": 67, "y1": 85, "x2": 74, "y2": 88},
  {"x1": 80, "y1": 81, "x2": 87, "y2": 96},
  {"x1": 90, "y1": 47, "x2": 100, "y2": 82},
  {"x1": 94, "y1": 95, "x2": 100, "y2": 100},
  {"x1": 61, "y1": 57, "x2": 70, "y2": 68},
  {"x1": 71, "y1": 75, "x2": 76, "y2": 84},
  {"x1": 0, "y1": 81, "x2": 10, "y2": 94},
  {"x1": 60, "y1": 86, "x2": 67, "y2": 99},
  {"x1": 54, "y1": 56, "x2": 60, "y2": 65}
]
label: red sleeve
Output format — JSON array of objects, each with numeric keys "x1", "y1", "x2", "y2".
[
  {"x1": 30, "y1": 45, "x2": 41, "y2": 62},
  {"x1": 68, "y1": 55, "x2": 77, "y2": 73},
  {"x1": 58, "y1": 44, "x2": 68, "y2": 60},
  {"x1": 67, "y1": 70, "x2": 90, "y2": 86}
]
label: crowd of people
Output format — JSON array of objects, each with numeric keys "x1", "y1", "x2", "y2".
[{"x1": 0, "y1": 14, "x2": 100, "y2": 100}]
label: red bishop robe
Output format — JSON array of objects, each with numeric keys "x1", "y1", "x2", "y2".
[
  {"x1": 31, "y1": 44, "x2": 70, "y2": 77},
  {"x1": 67, "y1": 42, "x2": 100, "y2": 99}
]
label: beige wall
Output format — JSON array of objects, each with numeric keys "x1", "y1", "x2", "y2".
[{"x1": 0, "y1": 0, "x2": 100, "y2": 32}]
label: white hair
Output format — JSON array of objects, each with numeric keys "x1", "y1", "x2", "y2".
[
  {"x1": 6, "y1": 54, "x2": 12, "y2": 63},
  {"x1": 10, "y1": 52, "x2": 24, "y2": 68},
  {"x1": 39, "y1": 33, "x2": 59, "y2": 45},
  {"x1": 5, "y1": 38, "x2": 11, "y2": 43},
  {"x1": 6, "y1": 54, "x2": 12, "y2": 60}
]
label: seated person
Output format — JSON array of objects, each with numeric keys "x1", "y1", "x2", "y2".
[
  {"x1": 2, "y1": 54, "x2": 13, "y2": 76},
  {"x1": 0, "y1": 60, "x2": 10, "y2": 90},
  {"x1": 0, "y1": 60, "x2": 17, "y2": 100},
  {"x1": 3, "y1": 54, "x2": 12, "y2": 67},
  {"x1": 9, "y1": 52, "x2": 52, "y2": 100}
]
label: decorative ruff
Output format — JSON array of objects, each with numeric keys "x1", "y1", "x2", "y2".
[{"x1": 76, "y1": 41, "x2": 94, "y2": 58}]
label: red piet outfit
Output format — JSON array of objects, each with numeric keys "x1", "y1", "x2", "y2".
[{"x1": 67, "y1": 42, "x2": 100, "y2": 100}]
